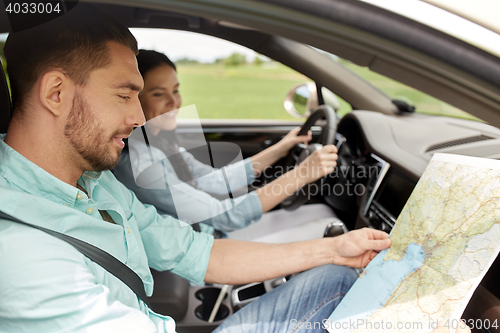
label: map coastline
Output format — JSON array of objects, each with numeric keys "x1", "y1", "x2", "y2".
[{"x1": 328, "y1": 153, "x2": 500, "y2": 333}]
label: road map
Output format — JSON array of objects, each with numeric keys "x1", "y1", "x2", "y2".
[{"x1": 327, "y1": 153, "x2": 500, "y2": 333}]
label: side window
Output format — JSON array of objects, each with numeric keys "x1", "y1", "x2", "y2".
[
  {"x1": 0, "y1": 34, "x2": 10, "y2": 104},
  {"x1": 0, "y1": 33, "x2": 7, "y2": 81},
  {"x1": 131, "y1": 28, "x2": 310, "y2": 121}
]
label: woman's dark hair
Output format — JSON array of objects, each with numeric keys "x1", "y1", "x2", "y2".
[
  {"x1": 136, "y1": 50, "x2": 197, "y2": 188},
  {"x1": 136, "y1": 50, "x2": 176, "y2": 78}
]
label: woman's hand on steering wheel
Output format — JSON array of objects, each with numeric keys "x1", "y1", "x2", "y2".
[
  {"x1": 296, "y1": 145, "x2": 338, "y2": 184},
  {"x1": 280, "y1": 105, "x2": 337, "y2": 211},
  {"x1": 275, "y1": 127, "x2": 312, "y2": 158}
]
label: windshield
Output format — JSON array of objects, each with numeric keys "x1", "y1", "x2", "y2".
[{"x1": 332, "y1": 55, "x2": 480, "y2": 121}]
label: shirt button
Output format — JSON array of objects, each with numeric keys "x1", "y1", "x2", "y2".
[
  {"x1": 86, "y1": 207, "x2": 94, "y2": 214},
  {"x1": 126, "y1": 227, "x2": 130, "y2": 234},
  {"x1": 76, "y1": 193, "x2": 84, "y2": 200}
]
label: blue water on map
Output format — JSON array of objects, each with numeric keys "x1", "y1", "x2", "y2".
[{"x1": 329, "y1": 243, "x2": 425, "y2": 322}]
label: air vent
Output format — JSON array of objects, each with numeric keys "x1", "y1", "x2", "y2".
[{"x1": 426, "y1": 135, "x2": 493, "y2": 152}]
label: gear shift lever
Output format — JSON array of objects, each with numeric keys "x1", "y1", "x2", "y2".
[{"x1": 324, "y1": 220, "x2": 348, "y2": 238}]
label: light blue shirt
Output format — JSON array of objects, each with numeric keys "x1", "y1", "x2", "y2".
[
  {"x1": 0, "y1": 135, "x2": 214, "y2": 332},
  {"x1": 112, "y1": 138, "x2": 263, "y2": 234}
]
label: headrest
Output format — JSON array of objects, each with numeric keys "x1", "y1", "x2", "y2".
[{"x1": 0, "y1": 59, "x2": 11, "y2": 134}]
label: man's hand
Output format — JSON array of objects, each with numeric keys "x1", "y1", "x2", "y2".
[
  {"x1": 206, "y1": 229, "x2": 390, "y2": 284},
  {"x1": 296, "y1": 144, "x2": 338, "y2": 184},
  {"x1": 331, "y1": 228, "x2": 391, "y2": 268},
  {"x1": 275, "y1": 127, "x2": 312, "y2": 158}
]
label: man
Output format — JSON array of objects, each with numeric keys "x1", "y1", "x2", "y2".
[{"x1": 0, "y1": 4, "x2": 461, "y2": 333}]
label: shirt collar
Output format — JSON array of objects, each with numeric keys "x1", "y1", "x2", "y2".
[{"x1": 0, "y1": 134, "x2": 102, "y2": 207}]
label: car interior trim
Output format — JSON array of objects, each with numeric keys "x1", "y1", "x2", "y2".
[{"x1": 361, "y1": 153, "x2": 390, "y2": 216}]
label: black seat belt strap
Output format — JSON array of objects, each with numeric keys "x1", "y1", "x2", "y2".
[{"x1": 0, "y1": 210, "x2": 150, "y2": 306}]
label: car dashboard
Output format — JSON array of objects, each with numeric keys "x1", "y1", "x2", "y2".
[
  {"x1": 331, "y1": 111, "x2": 500, "y2": 329},
  {"x1": 334, "y1": 110, "x2": 500, "y2": 232}
]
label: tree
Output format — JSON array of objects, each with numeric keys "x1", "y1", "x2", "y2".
[
  {"x1": 224, "y1": 52, "x2": 246, "y2": 67},
  {"x1": 175, "y1": 57, "x2": 199, "y2": 65},
  {"x1": 254, "y1": 55, "x2": 263, "y2": 66}
]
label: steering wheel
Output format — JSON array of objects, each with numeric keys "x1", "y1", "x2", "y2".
[{"x1": 280, "y1": 105, "x2": 337, "y2": 211}]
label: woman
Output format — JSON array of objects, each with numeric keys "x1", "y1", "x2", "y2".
[{"x1": 113, "y1": 50, "x2": 339, "y2": 235}]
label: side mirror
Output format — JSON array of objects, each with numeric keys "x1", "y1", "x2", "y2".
[
  {"x1": 284, "y1": 83, "x2": 341, "y2": 118},
  {"x1": 283, "y1": 83, "x2": 318, "y2": 118}
]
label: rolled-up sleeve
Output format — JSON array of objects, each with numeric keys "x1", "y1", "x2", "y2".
[
  {"x1": 243, "y1": 158, "x2": 256, "y2": 184},
  {"x1": 131, "y1": 164, "x2": 263, "y2": 233},
  {"x1": 198, "y1": 190, "x2": 263, "y2": 232},
  {"x1": 179, "y1": 155, "x2": 262, "y2": 231},
  {"x1": 114, "y1": 150, "x2": 263, "y2": 234},
  {"x1": 184, "y1": 151, "x2": 256, "y2": 193}
]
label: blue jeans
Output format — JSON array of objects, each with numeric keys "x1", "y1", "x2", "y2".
[{"x1": 213, "y1": 264, "x2": 358, "y2": 333}]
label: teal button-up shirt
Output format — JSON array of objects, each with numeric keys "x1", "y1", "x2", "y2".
[{"x1": 0, "y1": 135, "x2": 214, "y2": 332}]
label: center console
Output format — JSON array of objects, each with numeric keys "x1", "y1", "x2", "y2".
[
  {"x1": 174, "y1": 275, "x2": 294, "y2": 333},
  {"x1": 357, "y1": 154, "x2": 416, "y2": 232}
]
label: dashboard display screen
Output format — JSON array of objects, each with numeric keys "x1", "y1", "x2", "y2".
[{"x1": 374, "y1": 170, "x2": 416, "y2": 219}]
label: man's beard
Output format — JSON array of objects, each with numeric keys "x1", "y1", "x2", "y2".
[{"x1": 65, "y1": 92, "x2": 128, "y2": 172}]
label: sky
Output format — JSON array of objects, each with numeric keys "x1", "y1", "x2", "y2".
[{"x1": 130, "y1": 28, "x2": 259, "y2": 63}]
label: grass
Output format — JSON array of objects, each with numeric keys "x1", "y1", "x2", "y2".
[
  {"x1": 176, "y1": 61, "x2": 480, "y2": 122},
  {"x1": 177, "y1": 63, "x2": 310, "y2": 121}
]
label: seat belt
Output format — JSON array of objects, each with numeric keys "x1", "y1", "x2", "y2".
[{"x1": 0, "y1": 210, "x2": 150, "y2": 306}]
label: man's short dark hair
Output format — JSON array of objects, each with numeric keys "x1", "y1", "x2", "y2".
[{"x1": 4, "y1": 4, "x2": 138, "y2": 115}]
